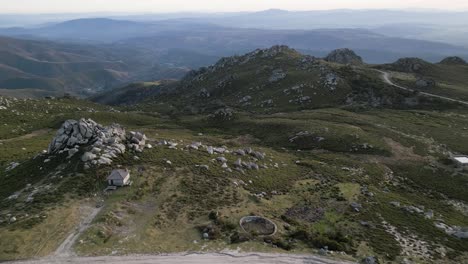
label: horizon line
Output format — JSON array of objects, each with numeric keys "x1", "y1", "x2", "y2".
[{"x1": 1, "y1": 7, "x2": 468, "y2": 15}]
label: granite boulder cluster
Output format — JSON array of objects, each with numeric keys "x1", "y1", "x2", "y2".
[{"x1": 47, "y1": 118, "x2": 147, "y2": 168}]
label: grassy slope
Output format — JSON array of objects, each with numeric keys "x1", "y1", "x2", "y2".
[
  {"x1": 1, "y1": 50, "x2": 468, "y2": 262},
  {"x1": 1, "y1": 97, "x2": 467, "y2": 262},
  {"x1": 385, "y1": 62, "x2": 468, "y2": 102}
]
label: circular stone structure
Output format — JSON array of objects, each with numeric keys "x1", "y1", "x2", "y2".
[{"x1": 240, "y1": 216, "x2": 277, "y2": 236}]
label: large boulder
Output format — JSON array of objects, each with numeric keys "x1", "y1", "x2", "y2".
[
  {"x1": 47, "y1": 118, "x2": 141, "y2": 168},
  {"x1": 48, "y1": 118, "x2": 103, "y2": 153},
  {"x1": 325, "y1": 48, "x2": 363, "y2": 65}
]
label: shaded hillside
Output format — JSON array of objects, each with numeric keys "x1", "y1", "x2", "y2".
[
  {"x1": 0, "y1": 36, "x2": 189, "y2": 98},
  {"x1": 92, "y1": 80, "x2": 178, "y2": 106}
]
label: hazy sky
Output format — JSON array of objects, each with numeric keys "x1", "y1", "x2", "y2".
[{"x1": 2, "y1": 0, "x2": 468, "y2": 13}]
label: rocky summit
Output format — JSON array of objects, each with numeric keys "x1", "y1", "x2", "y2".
[
  {"x1": 325, "y1": 48, "x2": 364, "y2": 65},
  {"x1": 384, "y1": 57, "x2": 432, "y2": 73},
  {"x1": 439, "y1": 56, "x2": 467, "y2": 65}
]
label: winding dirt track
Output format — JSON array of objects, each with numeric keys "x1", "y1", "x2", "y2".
[
  {"x1": 377, "y1": 70, "x2": 468, "y2": 106},
  {"x1": 7, "y1": 252, "x2": 355, "y2": 264},
  {"x1": 53, "y1": 206, "x2": 103, "y2": 257}
]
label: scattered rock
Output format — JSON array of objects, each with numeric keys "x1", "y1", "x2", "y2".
[
  {"x1": 415, "y1": 78, "x2": 435, "y2": 88},
  {"x1": 198, "y1": 165, "x2": 209, "y2": 170},
  {"x1": 425, "y1": 210, "x2": 434, "y2": 219},
  {"x1": 350, "y1": 202, "x2": 362, "y2": 212},
  {"x1": 269, "y1": 69, "x2": 287, "y2": 83},
  {"x1": 199, "y1": 88, "x2": 211, "y2": 98},
  {"x1": 361, "y1": 256, "x2": 378, "y2": 264},
  {"x1": 239, "y1": 95, "x2": 252, "y2": 103},
  {"x1": 209, "y1": 108, "x2": 235, "y2": 121},
  {"x1": 216, "y1": 157, "x2": 228, "y2": 163}
]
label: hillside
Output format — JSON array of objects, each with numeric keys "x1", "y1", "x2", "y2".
[
  {"x1": 111, "y1": 46, "x2": 462, "y2": 116},
  {"x1": 1, "y1": 80, "x2": 468, "y2": 263},
  {"x1": 378, "y1": 57, "x2": 468, "y2": 101},
  {"x1": 0, "y1": 36, "x2": 189, "y2": 98},
  {"x1": 92, "y1": 80, "x2": 178, "y2": 106}
]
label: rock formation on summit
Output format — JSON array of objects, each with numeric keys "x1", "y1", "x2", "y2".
[
  {"x1": 325, "y1": 48, "x2": 363, "y2": 65},
  {"x1": 439, "y1": 56, "x2": 467, "y2": 65}
]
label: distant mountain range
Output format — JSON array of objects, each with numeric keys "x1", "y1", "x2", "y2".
[
  {"x1": 1, "y1": 18, "x2": 467, "y2": 64},
  {"x1": 0, "y1": 15, "x2": 468, "y2": 98}
]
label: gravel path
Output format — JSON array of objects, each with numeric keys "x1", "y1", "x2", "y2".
[{"x1": 7, "y1": 252, "x2": 356, "y2": 264}]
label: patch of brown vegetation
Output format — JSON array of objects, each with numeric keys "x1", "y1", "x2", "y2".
[
  {"x1": 365, "y1": 137, "x2": 426, "y2": 164},
  {"x1": 223, "y1": 134, "x2": 260, "y2": 146}
]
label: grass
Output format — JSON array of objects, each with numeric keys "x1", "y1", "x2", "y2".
[
  {"x1": 337, "y1": 183, "x2": 360, "y2": 202},
  {"x1": 0, "y1": 201, "x2": 90, "y2": 260},
  {"x1": 1, "y1": 93, "x2": 468, "y2": 262},
  {"x1": 389, "y1": 64, "x2": 468, "y2": 102}
]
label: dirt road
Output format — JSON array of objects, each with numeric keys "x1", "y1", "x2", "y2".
[
  {"x1": 7, "y1": 252, "x2": 355, "y2": 264},
  {"x1": 53, "y1": 205, "x2": 103, "y2": 257},
  {"x1": 377, "y1": 70, "x2": 468, "y2": 106}
]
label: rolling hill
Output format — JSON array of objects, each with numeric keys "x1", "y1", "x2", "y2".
[
  {"x1": 1, "y1": 54, "x2": 468, "y2": 263},
  {"x1": 0, "y1": 36, "x2": 189, "y2": 98},
  {"x1": 378, "y1": 56, "x2": 468, "y2": 101},
  {"x1": 103, "y1": 46, "x2": 460, "y2": 114}
]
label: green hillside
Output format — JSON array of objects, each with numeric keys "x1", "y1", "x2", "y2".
[
  {"x1": 1, "y1": 47, "x2": 468, "y2": 264},
  {"x1": 379, "y1": 57, "x2": 468, "y2": 101},
  {"x1": 0, "y1": 37, "x2": 188, "y2": 98}
]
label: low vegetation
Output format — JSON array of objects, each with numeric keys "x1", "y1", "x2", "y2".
[{"x1": 1, "y1": 47, "x2": 468, "y2": 263}]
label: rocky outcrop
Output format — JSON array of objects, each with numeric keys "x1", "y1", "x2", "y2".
[
  {"x1": 439, "y1": 56, "x2": 467, "y2": 65},
  {"x1": 0, "y1": 96, "x2": 11, "y2": 110},
  {"x1": 268, "y1": 69, "x2": 287, "y2": 83},
  {"x1": 199, "y1": 88, "x2": 211, "y2": 98},
  {"x1": 48, "y1": 118, "x2": 147, "y2": 168},
  {"x1": 208, "y1": 108, "x2": 235, "y2": 121},
  {"x1": 48, "y1": 119, "x2": 107, "y2": 153},
  {"x1": 388, "y1": 58, "x2": 430, "y2": 73},
  {"x1": 184, "y1": 46, "x2": 298, "y2": 84},
  {"x1": 415, "y1": 78, "x2": 436, "y2": 88},
  {"x1": 325, "y1": 48, "x2": 363, "y2": 65}
]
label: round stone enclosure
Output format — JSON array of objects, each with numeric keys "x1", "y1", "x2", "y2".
[{"x1": 240, "y1": 216, "x2": 277, "y2": 236}]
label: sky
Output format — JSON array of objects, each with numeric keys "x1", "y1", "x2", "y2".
[{"x1": 2, "y1": 0, "x2": 468, "y2": 13}]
